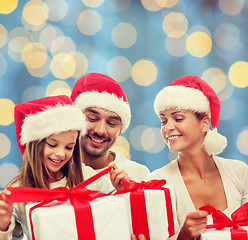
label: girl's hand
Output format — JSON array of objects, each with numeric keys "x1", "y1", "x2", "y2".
[
  {"x1": 177, "y1": 210, "x2": 208, "y2": 240},
  {"x1": 0, "y1": 189, "x2": 13, "y2": 232},
  {"x1": 108, "y1": 162, "x2": 130, "y2": 190},
  {"x1": 131, "y1": 234, "x2": 146, "y2": 240}
]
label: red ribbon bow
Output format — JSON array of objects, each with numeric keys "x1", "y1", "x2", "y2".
[
  {"x1": 200, "y1": 203, "x2": 248, "y2": 240},
  {"x1": 6, "y1": 166, "x2": 112, "y2": 240},
  {"x1": 115, "y1": 178, "x2": 174, "y2": 240},
  {"x1": 115, "y1": 178, "x2": 167, "y2": 194}
]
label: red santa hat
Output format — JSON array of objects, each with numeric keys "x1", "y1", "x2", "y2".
[
  {"x1": 154, "y1": 75, "x2": 227, "y2": 155},
  {"x1": 71, "y1": 73, "x2": 131, "y2": 132},
  {"x1": 14, "y1": 95, "x2": 87, "y2": 155}
]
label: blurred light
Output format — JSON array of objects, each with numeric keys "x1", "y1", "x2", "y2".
[
  {"x1": 141, "y1": 128, "x2": 165, "y2": 153},
  {"x1": 46, "y1": 80, "x2": 71, "y2": 97},
  {"x1": 26, "y1": 56, "x2": 51, "y2": 78},
  {"x1": 22, "y1": 0, "x2": 48, "y2": 28},
  {"x1": 237, "y1": 128, "x2": 248, "y2": 155},
  {"x1": 22, "y1": 86, "x2": 45, "y2": 102},
  {"x1": 0, "y1": 134, "x2": 11, "y2": 159},
  {"x1": 220, "y1": 98, "x2": 236, "y2": 121},
  {"x1": 218, "y1": 80, "x2": 234, "y2": 101},
  {"x1": 39, "y1": 26, "x2": 64, "y2": 50},
  {"x1": 202, "y1": 68, "x2": 226, "y2": 93},
  {"x1": 141, "y1": 0, "x2": 162, "y2": 11},
  {"x1": 0, "y1": 25, "x2": 8, "y2": 48},
  {"x1": 82, "y1": 0, "x2": 105, "y2": 8},
  {"x1": 0, "y1": 0, "x2": 18, "y2": 14},
  {"x1": 165, "y1": 35, "x2": 187, "y2": 57},
  {"x1": 77, "y1": 10, "x2": 102, "y2": 35},
  {"x1": 131, "y1": 60, "x2": 157, "y2": 86},
  {"x1": 214, "y1": 23, "x2": 239, "y2": 50},
  {"x1": 107, "y1": 56, "x2": 132, "y2": 82},
  {"x1": 155, "y1": 0, "x2": 178, "y2": 8},
  {"x1": 8, "y1": 27, "x2": 32, "y2": 62},
  {"x1": 0, "y1": 56, "x2": 7, "y2": 77},
  {"x1": 186, "y1": 32, "x2": 212, "y2": 57},
  {"x1": 70, "y1": 52, "x2": 88, "y2": 78},
  {"x1": 228, "y1": 61, "x2": 248, "y2": 88},
  {"x1": 162, "y1": 12, "x2": 188, "y2": 38},
  {"x1": 0, "y1": 99, "x2": 15, "y2": 126},
  {"x1": 106, "y1": 0, "x2": 131, "y2": 12},
  {"x1": 22, "y1": 42, "x2": 48, "y2": 69},
  {"x1": 168, "y1": 151, "x2": 178, "y2": 162},
  {"x1": 112, "y1": 23, "x2": 137, "y2": 49},
  {"x1": 0, "y1": 163, "x2": 19, "y2": 188},
  {"x1": 50, "y1": 53, "x2": 76, "y2": 79},
  {"x1": 110, "y1": 136, "x2": 130, "y2": 159},
  {"x1": 129, "y1": 125, "x2": 147, "y2": 151},
  {"x1": 50, "y1": 36, "x2": 76, "y2": 56},
  {"x1": 219, "y1": 0, "x2": 244, "y2": 16},
  {"x1": 45, "y1": 0, "x2": 68, "y2": 21}
]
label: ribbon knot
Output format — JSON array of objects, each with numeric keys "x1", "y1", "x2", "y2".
[
  {"x1": 200, "y1": 202, "x2": 248, "y2": 230},
  {"x1": 116, "y1": 178, "x2": 167, "y2": 194}
]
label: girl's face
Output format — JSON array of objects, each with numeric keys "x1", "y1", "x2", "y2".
[
  {"x1": 43, "y1": 130, "x2": 78, "y2": 181},
  {"x1": 159, "y1": 108, "x2": 209, "y2": 153}
]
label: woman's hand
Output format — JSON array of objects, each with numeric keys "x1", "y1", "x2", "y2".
[
  {"x1": 108, "y1": 162, "x2": 130, "y2": 190},
  {"x1": 0, "y1": 189, "x2": 13, "y2": 232},
  {"x1": 131, "y1": 234, "x2": 146, "y2": 240},
  {"x1": 177, "y1": 210, "x2": 208, "y2": 240}
]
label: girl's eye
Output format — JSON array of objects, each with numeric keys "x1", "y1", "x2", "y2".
[
  {"x1": 66, "y1": 146, "x2": 74, "y2": 150},
  {"x1": 47, "y1": 143, "x2": 56, "y2": 147}
]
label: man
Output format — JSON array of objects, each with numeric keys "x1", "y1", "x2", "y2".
[{"x1": 71, "y1": 72, "x2": 150, "y2": 183}]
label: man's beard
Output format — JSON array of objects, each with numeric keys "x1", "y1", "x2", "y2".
[{"x1": 82, "y1": 143, "x2": 109, "y2": 158}]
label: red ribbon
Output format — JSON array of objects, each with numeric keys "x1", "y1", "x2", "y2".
[
  {"x1": 6, "y1": 166, "x2": 112, "y2": 240},
  {"x1": 200, "y1": 203, "x2": 248, "y2": 240},
  {"x1": 115, "y1": 178, "x2": 174, "y2": 239}
]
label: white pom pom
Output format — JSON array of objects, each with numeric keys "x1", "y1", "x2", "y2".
[{"x1": 202, "y1": 128, "x2": 227, "y2": 155}]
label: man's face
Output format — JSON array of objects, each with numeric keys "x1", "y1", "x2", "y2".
[{"x1": 82, "y1": 107, "x2": 122, "y2": 158}]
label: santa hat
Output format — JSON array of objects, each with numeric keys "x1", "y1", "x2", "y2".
[
  {"x1": 71, "y1": 73, "x2": 131, "y2": 132},
  {"x1": 154, "y1": 75, "x2": 227, "y2": 155},
  {"x1": 14, "y1": 95, "x2": 87, "y2": 155}
]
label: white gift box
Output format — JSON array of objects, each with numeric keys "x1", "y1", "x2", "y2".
[
  {"x1": 116, "y1": 185, "x2": 179, "y2": 240},
  {"x1": 26, "y1": 195, "x2": 131, "y2": 240},
  {"x1": 200, "y1": 226, "x2": 248, "y2": 240}
]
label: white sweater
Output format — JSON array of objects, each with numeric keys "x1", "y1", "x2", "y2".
[{"x1": 145, "y1": 156, "x2": 248, "y2": 229}]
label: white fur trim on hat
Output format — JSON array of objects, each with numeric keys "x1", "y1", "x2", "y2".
[
  {"x1": 20, "y1": 105, "x2": 87, "y2": 145},
  {"x1": 74, "y1": 91, "x2": 131, "y2": 132},
  {"x1": 154, "y1": 86, "x2": 210, "y2": 115},
  {"x1": 202, "y1": 128, "x2": 227, "y2": 155}
]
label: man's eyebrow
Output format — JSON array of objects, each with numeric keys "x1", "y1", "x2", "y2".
[{"x1": 85, "y1": 109, "x2": 99, "y2": 114}]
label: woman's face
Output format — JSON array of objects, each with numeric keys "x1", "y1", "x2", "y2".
[
  {"x1": 159, "y1": 108, "x2": 209, "y2": 153},
  {"x1": 43, "y1": 130, "x2": 78, "y2": 181}
]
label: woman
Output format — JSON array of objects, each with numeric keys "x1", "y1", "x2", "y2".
[{"x1": 146, "y1": 75, "x2": 248, "y2": 239}]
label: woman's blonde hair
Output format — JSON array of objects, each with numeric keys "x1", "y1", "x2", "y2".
[{"x1": 9, "y1": 132, "x2": 84, "y2": 189}]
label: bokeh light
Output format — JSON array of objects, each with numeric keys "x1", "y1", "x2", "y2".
[
  {"x1": 237, "y1": 128, "x2": 248, "y2": 156},
  {"x1": 0, "y1": 0, "x2": 18, "y2": 14},
  {"x1": 77, "y1": 10, "x2": 102, "y2": 35},
  {"x1": 219, "y1": 0, "x2": 244, "y2": 16},
  {"x1": 110, "y1": 136, "x2": 130, "y2": 159},
  {"x1": 0, "y1": 133, "x2": 11, "y2": 159},
  {"x1": 112, "y1": 23, "x2": 137, "y2": 49},
  {"x1": 107, "y1": 56, "x2": 132, "y2": 82},
  {"x1": 131, "y1": 60, "x2": 157, "y2": 86},
  {"x1": 0, "y1": 163, "x2": 19, "y2": 188},
  {"x1": 162, "y1": 12, "x2": 188, "y2": 38},
  {"x1": 46, "y1": 80, "x2": 71, "y2": 96},
  {"x1": 186, "y1": 31, "x2": 212, "y2": 57},
  {"x1": 228, "y1": 61, "x2": 248, "y2": 88},
  {"x1": 0, "y1": 99, "x2": 15, "y2": 126}
]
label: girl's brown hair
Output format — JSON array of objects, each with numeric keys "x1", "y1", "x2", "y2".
[{"x1": 9, "y1": 132, "x2": 84, "y2": 189}]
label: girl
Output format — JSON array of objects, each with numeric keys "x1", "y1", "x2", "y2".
[
  {"x1": 0, "y1": 95, "x2": 126, "y2": 240},
  {"x1": 146, "y1": 75, "x2": 248, "y2": 240}
]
